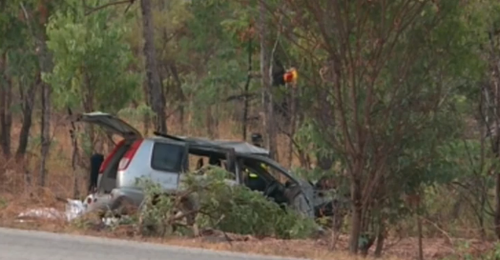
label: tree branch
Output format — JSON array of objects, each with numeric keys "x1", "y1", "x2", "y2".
[{"x1": 84, "y1": 0, "x2": 133, "y2": 16}]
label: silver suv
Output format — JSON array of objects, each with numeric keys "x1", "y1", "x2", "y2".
[{"x1": 76, "y1": 112, "x2": 327, "y2": 219}]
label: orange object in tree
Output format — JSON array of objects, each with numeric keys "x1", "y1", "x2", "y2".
[{"x1": 283, "y1": 68, "x2": 298, "y2": 84}]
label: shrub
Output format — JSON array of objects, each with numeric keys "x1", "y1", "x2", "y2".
[{"x1": 137, "y1": 166, "x2": 318, "y2": 239}]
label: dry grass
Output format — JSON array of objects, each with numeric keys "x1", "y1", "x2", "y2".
[
  {"x1": 0, "y1": 210, "x2": 493, "y2": 260},
  {"x1": 0, "y1": 115, "x2": 496, "y2": 260}
]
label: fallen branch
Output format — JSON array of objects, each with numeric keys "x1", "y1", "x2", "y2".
[
  {"x1": 84, "y1": 0, "x2": 132, "y2": 16},
  {"x1": 420, "y1": 217, "x2": 454, "y2": 247},
  {"x1": 225, "y1": 93, "x2": 258, "y2": 102}
]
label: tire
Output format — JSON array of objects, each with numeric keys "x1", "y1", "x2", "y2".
[{"x1": 112, "y1": 197, "x2": 138, "y2": 217}]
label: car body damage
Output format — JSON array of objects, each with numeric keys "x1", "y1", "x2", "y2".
[{"x1": 73, "y1": 111, "x2": 337, "y2": 220}]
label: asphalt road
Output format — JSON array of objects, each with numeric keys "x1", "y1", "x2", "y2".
[{"x1": 0, "y1": 227, "x2": 307, "y2": 260}]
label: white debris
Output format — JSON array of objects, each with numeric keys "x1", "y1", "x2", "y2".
[
  {"x1": 16, "y1": 193, "x2": 126, "y2": 227},
  {"x1": 17, "y1": 194, "x2": 95, "y2": 222},
  {"x1": 17, "y1": 207, "x2": 65, "y2": 221},
  {"x1": 102, "y1": 217, "x2": 120, "y2": 226},
  {"x1": 65, "y1": 199, "x2": 88, "y2": 221}
]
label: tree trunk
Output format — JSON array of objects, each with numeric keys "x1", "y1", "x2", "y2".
[
  {"x1": 417, "y1": 214, "x2": 424, "y2": 260},
  {"x1": 68, "y1": 108, "x2": 80, "y2": 198},
  {"x1": 168, "y1": 63, "x2": 186, "y2": 133},
  {"x1": 495, "y1": 171, "x2": 500, "y2": 239},
  {"x1": 140, "y1": 0, "x2": 166, "y2": 133},
  {"x1": 258, "y1": 0, "x2": 277, "y2": 159},
  {"x1": 39, "y1": 79, "x2": 51, "y2": 187},
  {"x1": 82, "y1": 71, "x2": 96, "y2": 157},
  {"x1": 37, "y1": 36, "x2": 53, "y2": 188},
  {"x1": 349, "y1": 175, "x2": 363, "y2": 254},
  {"x1": 494, "y1": 81, "x2": 500, "y2": 240},
  {"x1": 242, "y1": 33, "x2": 252, "y2": 141},
  {"x1": 0, "y1": 52, "x2": 12, "y2": 158},
  {"x1": 374, "y1": 222, "x2": 385, "y2": 258},
  {"x1": 479, "y1": 188, "x2": 487, "y2": 240},
  {"x1": 16, "y1": 71, "x2": 37, "y2": 158},
  {"x1": 205, "y1": 106, "x2": 215, "y2": 138},
  {"x1": 19, "y1": 1, "x2": 53, "y2": 187},
  {"x1": 287, "y1": 84, "x2": 297, "y2": 167},
  {"x1": 142, "y1": 84, "x2": 151, "y2": 136}
]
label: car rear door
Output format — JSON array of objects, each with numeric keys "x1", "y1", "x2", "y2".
[
  {"x1": 149, "y1": 139, "x2": 188, "y2": 192},
  {"x1": 73, "y1": 111, "x2": 142, "y2": 139},
  {"x1": 72, "y1": 112, "x2": 143, "y2": 193}
]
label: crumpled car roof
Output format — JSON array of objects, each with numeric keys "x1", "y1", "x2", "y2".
[{"x1": 173, "y1": 135, "x2": 270, "y2": 155}]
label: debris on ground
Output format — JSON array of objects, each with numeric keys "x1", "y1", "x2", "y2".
[{"x1": 16, "y1": 194, "x2": 94, "y2": 223}]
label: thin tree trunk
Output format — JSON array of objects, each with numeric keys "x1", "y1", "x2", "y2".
[
  {"x1": 68, "y1": 108, "x2": 80, "y2": 198},
  {"x1": 82, "y1": 71, "x2": 96, "y2": 155},
  {"x1": 488, "y1": 30, "x2": 500, "y2": 240},
  {"x1": 330, "y1": 202, "x2": 343, "y2": 250},
  {"x1": 0, "y1": 52, "x2": 12, "y2": 158},
  {"x1": 494, "y1": 82, "x2": 500, "y2": 239},
  {"x1": 140, "y1": 0, "x2": 166, "y2": 133},
  {"x1": 494, "y1": 184, "x2": 500, "y2": 238},
  {"x1": 479, "y1": 189, "x2": 487, "y2": 240},
  {"x1": 374, "y1": 222, "x2": 385, "y2": 258},
  {"x1": 16, "y1": 72, "x2": 37, "y2": 158},
  {"x1": 142, "y1": 83, "x2": 151, "y2": 135},
  {"x1": 19, "y1": 1, "x2": 53, "y2": 188},
  {"x1": 479, "y1": 116, "x2": 487, "y2": 240},
  {"x1": 205, "y1": 106, "x2": 215, "y2": 138},
  {"x1": 168, "y1": 63, "x2": 186, "y2": 133},
  {"x1": 258, "y1": 0, "x2": 277, "y2": 159},
  {"x1": 287, "y1": 84, "x2": 297, "y2": 167},
  {"x1": 37, "y1": 37, "x2": 53, "y2": 188},
  {"x1": 39, "y1": 80, "x2": 51, "y2": 187},
  {"x1": 349, "y1": 175, "x2": 363, "y2": 254},
  {"x1": 242, "y1": 29, "x2": 253, "y2": 141},
  {"x1": 417, "y1": 215, "x2": 424, "y2": 260}
]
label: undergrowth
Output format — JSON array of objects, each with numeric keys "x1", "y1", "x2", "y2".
[{"x1": 137, "y1": 166, "x2": 318, "y2": 239}]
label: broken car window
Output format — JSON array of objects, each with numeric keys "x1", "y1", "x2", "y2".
[{"x1": 151, "y1": 142, "x2": 185, "y2": 172}]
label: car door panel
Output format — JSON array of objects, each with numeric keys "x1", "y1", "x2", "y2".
[{"x1": 149, "y1": 140, "x2": 187, "y2": 192}]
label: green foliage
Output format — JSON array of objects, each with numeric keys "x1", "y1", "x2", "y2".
[
  {"x1": 176, "y1": 0, "x2": 259, "y2": 126},
  {"x1": 5, "y1": 0, "x2": 500, "y2": 256},
  {"x1": 137, "y1": 167, "x2": 317, "y2": 239},
  {"x1": 187, "y1": 167, "x2": 317, "y2": 239},
  {"x1": 43, "y1": 2, "x2": 141, "y2": 113},
  {"x1": 136, "y1": 178, "x2": 178, "y2": 236},
  {"x1": 117, "y1": 104, "x2": 155, "y2": 127}
]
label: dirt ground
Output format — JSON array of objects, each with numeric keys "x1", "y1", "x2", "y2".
[{"x1": 0, "y1": 193, "x2": 495, "y2": 260}]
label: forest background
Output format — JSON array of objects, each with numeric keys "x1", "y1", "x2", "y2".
[{"x1": 2, "y1": 0, "x2": 500, "y2": 259}]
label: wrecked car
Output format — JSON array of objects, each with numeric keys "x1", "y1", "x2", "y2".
[{"x1": 74, "y1": 112, "x2": 336, "y2": 220}]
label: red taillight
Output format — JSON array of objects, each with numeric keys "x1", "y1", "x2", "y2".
[
  {"x1": 99, "y1": 139, "x2": 127, "y2": 174},
  {"x1": 118, "y1": 139, "x2": 143, "y2": 171}
]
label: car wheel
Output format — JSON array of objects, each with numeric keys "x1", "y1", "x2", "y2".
[{"x1": 113, "y1": 197, "x2": 138, "y2": 217}]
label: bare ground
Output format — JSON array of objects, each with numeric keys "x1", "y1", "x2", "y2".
[{"x1": 0, "y1": 193, "x2": 495, "y2": 260}]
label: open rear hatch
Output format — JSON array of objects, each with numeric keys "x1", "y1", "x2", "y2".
[
  {"x1": 73, "y1": 112, "x2": 143, "y2": 194},
  {"x1": 73, "y1": 112, "x2": 142, "y2": 139}
]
